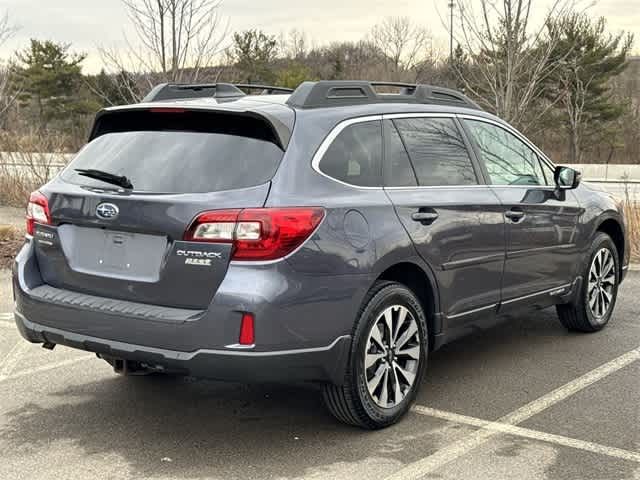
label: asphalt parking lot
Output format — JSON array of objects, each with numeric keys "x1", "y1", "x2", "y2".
[{"x1": 0, "y1": 268, "x2": 638, "y2": 480}]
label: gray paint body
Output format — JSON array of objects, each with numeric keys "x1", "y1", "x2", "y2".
[{"x1": 12, "y1": 96, "x2": 630, "y2": 385}]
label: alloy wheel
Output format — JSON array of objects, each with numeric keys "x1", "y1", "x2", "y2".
[
  {"x1": 364, "y1": 305, "x2": 421, "y2": 408},
  {"x1": 587, "y1": 247, "x2": 616, "y2": 322}
]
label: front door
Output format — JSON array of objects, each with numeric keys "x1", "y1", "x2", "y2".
[
  {"x1": 382, "y1": 116, "x2": 506, "y2": 326},
  {"x1": 461, "y1": 117, "x2": 583, "y2": 310}
]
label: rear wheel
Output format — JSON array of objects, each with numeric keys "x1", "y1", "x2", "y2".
[
  {"x1": 557, "y1": 232, "x2": 619, "y2": 332},
  {"x1": 322, "y1": 281, "x2": 428, "y2": 429}
]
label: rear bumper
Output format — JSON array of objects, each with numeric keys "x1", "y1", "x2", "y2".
[
  {"x1": 12, "y1": 239, "x2": 368, "y2": 385},
  {"x1": 14, "y1": 311, "x2": 351, "y2": 384}
]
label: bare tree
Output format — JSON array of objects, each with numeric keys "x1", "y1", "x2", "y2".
[
  {"x1": 279, "y1": 29, "x2": 309, "y2": 61},
  {"x1": 0, "y1": 12, "x2": 19, "y2": 123},
  {"x1": 558, "y1": 58, "x2": 595, "y2": 163},
  {"x1": 369, "y1": 17, "x2": 437, "y2": 81},
  {"x1": 451, "y1": 0, "x2": 575, "y2": 133},
  {"x1": 99, "y1": 0, "x2": 229, "y2": 101}
]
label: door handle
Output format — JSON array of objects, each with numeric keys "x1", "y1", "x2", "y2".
[
  {"x1": 411, "y1": 211, "x2": 439, "y2": 224},
  {"x1": 505, "y1": 208, "x2": 525, "y2": 222}
]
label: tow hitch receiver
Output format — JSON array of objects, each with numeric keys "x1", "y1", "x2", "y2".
[{"x1": 112, "y1": 359, "x2": 156, "y2": 376}]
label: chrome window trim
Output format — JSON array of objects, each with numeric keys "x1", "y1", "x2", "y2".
[
  {"x1": 383, "y1": 185, "x2": 489, "y2": 191},
  {"x1": 383, "y1": 112, "x2": 457, "y2": 120},
  {"x1": 486, "y1": 185, "x2": 558, "y2": 190},
  {"x1": 311, "y1": 111, "x2": 557, "y2": 191},
  {"x1": 311, "y1": 115, "x2": 384, "y2": 190}
]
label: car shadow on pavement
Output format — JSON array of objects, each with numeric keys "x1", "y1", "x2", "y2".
[
  {"x1": 1, "y1": 298, "x2": 637, "y2": 480},
  {"x1": 0, "y1": 374, "x2": 472, "y2": 479}
]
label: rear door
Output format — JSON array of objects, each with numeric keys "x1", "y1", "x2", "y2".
[
  {"x1": 35, "y1": 108, "x2": 287, "y2": 309},
  {"x1": 382, "y1": 114, "x2": 506, "y2": 326},
  {"x1": 460, "y1": 116, "x2": 582, "y2": 310}
]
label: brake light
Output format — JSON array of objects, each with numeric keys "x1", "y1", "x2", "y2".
[
  {"x1": 26, "y1": 191, "x2": 51, "y2": 235},
  {"x1": 149, "y1": 107, "x2": 186, "y2": 113},
  {"x1": 184, "y1": 207, "x2": 325, "y2": 261}
]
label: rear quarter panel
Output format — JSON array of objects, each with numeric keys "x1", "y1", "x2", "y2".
[{"x1": 265, "y1": 109, "x2": 438, "y2": 337}]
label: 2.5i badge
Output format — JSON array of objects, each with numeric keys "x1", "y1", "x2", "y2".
[{"x1": 177, "y1": 249, "x2": 222, "y2": 267}]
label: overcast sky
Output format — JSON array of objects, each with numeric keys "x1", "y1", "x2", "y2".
[{"x1": 0, "y1": 0, "x2": 638, "y2": 73}]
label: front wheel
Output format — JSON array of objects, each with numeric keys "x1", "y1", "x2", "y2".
[
  {"x1": 557, "y1": 232, "x2": 619, "y2": 333},
  {"x1": 323, "y1": 281, "x2": 428, "y2": 429}
]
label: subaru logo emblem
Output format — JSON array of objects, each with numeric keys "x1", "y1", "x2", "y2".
[{"x1": 96, "y1": 202, "x2": 119, "y2": 220}]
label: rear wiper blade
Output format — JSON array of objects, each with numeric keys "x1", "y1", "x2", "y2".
[{"x1": 75, "y1": 169, "x2": 133, "y2": 190}]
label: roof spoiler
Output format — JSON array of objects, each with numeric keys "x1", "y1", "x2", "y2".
[
  {"x1": 286, "y1": 81, "x2": 481, "y2": 110},
  {"x1": 142, "y1": 83, "x2": 293, "y2": 103}
]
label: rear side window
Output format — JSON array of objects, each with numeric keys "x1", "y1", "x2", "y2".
[
  {"x1": 318, "y1": 121, "x2": 382, "y2": 187},
  {"x1": 393, "y1": 117, "x2": 478, "y2": 186},
  {"x1": 61, "y1": 111, "x2": 284, "y2": 193}
]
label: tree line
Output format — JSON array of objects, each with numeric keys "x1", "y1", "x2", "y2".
[{"x1": 0, "y1": 0, "x2": 637, "y2": 165}]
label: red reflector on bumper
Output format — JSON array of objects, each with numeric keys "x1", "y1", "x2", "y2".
[{"x1": 239, "y1": 313, "x2": 255, "y2": 345}]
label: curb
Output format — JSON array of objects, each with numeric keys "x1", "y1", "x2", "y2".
[{"x1": 627, "y1": 264, "x2": 640, "y2": 272}]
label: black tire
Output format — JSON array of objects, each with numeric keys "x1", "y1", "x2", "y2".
[
  {"x1": 557, "y1": 232, "x2": 620, "y2": 333},
  {"x1": 322, "y1": 281, "x2": 429, "y2": 429}
]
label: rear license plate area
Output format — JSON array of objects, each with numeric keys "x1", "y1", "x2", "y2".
[{"x1": 57, "y1": 225, "x2": 168, "y2": 282}]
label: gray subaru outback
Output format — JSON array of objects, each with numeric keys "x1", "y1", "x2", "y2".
[{"x1": 12, "y1": 81, "x2": 629, "y2": 429}]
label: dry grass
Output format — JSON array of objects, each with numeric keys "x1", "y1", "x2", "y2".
[
  {"x1": 0, "y1": 224, "x2": 22, "y2": 269},
  {"x1": 0, "y1": 131, "x2": 69, "y2": 207},
  {"x1": 0, "y1": 173, "x2": 40, "y2": 208},
  {"x1": 623, "y1": 191, "x2": 640, "y2": 263},
  {"x1": 0, "y1": 225, "x2": 17, "y2": 240}
]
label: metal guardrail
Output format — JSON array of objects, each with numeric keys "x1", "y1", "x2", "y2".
[
  {"x1": 566, "y1": 164, "x2": 640, "y2": 183},
  {"x1": 0, "y1": 159, "x2": 639, "y2": 183},
  {"x1": 0, "y1": 162, "x2": 66, "y2": 168}
]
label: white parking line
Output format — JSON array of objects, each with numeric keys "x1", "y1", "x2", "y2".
[
  {"x1": 0, "y1": 312, "x2": 15, "y2": 328},
  {"x1": 413, "y1": 406, "x2": 640, "y2": 464},
  {"x1": 0, "y1": 341, "x2": 30, "y2": 380},
  {"x1": 0, "y1": 355, "x2": 93, "y2": 384},
  {"x1": 387, "y1": 346, "x2": 640, "y2": 480}
]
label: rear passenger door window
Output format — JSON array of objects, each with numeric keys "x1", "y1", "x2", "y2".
[
  {"x1": 463, "y1": 119, "x2": 545, "y2": 186},
  {"x1": 392, "y1": 117, "x2": 478, "y2": 186},
  {"x1": 317, "y1": 120, "x2": 382, "y2": 187},
  {"x1": 383, "y1": 120, "x2": 417, "y2": 187}
]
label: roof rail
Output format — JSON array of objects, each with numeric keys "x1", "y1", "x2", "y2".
[
  {"x1": 142, "y1": 82, "x2": 294, "y2": 103},
  {"x1": 142, "y1": 83, "x2": 245, "y2": 102},
  {"x1": 285, "y1": 81, "x2": 481, "y2": 110},
  {"x1": 234, "y1": 84, "x2": 294, "y2": 95}
]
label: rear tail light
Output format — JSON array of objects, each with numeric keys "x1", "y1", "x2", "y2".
[
  {"x1": 26, "y1": 191, "x2": 51, "y2": 235},
  {"x1": 184, "y1": 207, "x2": 325, "y2": 261}
]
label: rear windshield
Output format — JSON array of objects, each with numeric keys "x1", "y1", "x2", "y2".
[{"x1": 61, "y1": 111, "x2": 285, "y2": 193}]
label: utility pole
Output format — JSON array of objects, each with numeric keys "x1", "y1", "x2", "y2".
[{"x1": 448, "y1": 0, "x2": 454, "y2": 60}]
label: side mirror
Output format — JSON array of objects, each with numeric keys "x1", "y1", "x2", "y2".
[{"x1": 554, "y1": 166, "x2": 581, "y2": 190}]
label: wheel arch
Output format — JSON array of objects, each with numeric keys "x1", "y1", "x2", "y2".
[
  {"x1": 595, "y1": 215, "x2": 625, "y2": 278},
  {"x1": 375, "y1": 261, "x2": 441, "y2": 351}
]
